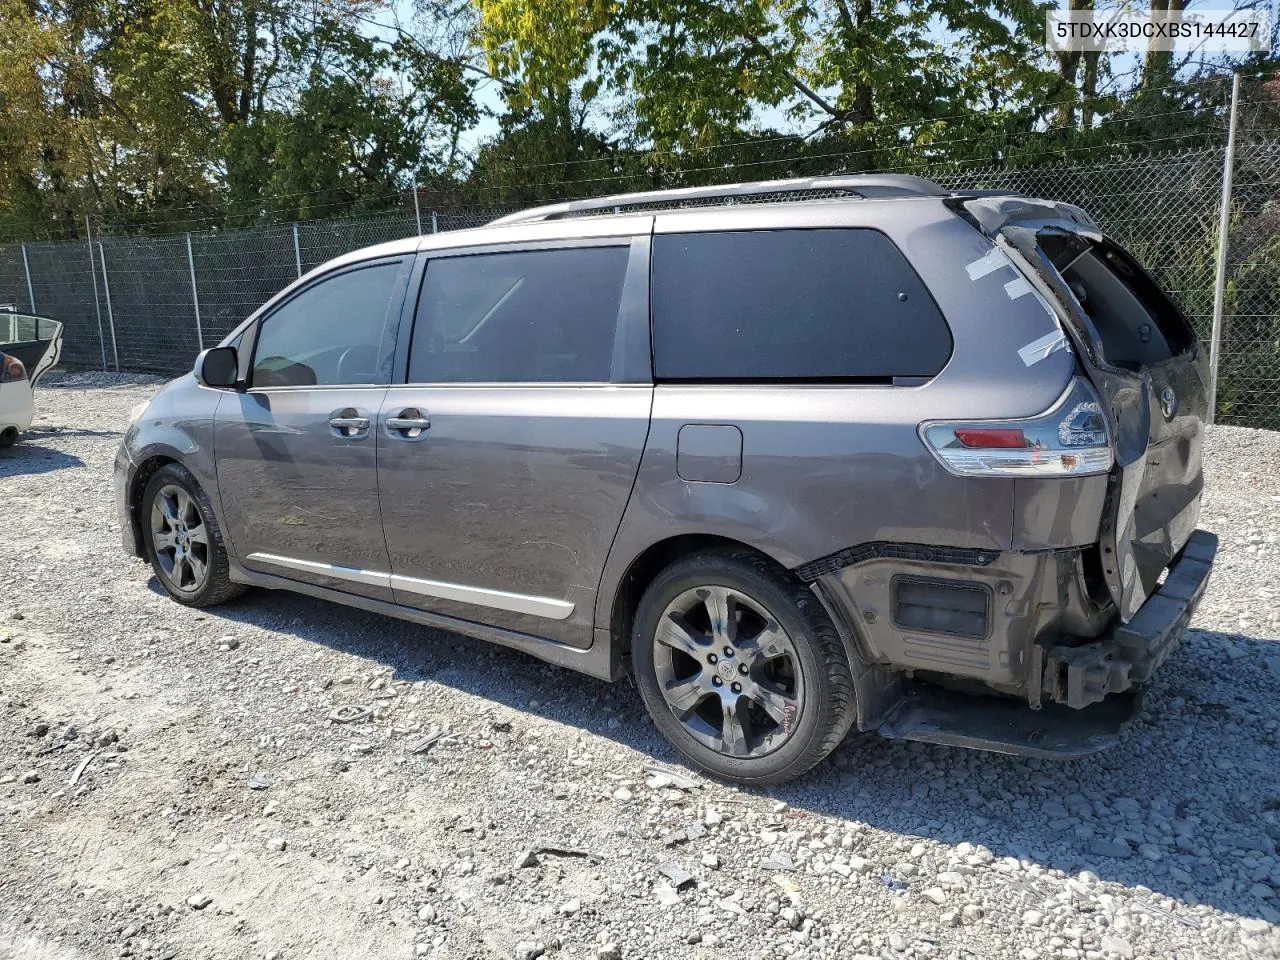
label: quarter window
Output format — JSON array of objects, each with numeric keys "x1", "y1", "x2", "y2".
[
  {"x1": 409, "y1": 246, "x2": 630, "y2": 383},
  {"x1": 651, "y1": 229, "x2": 952, "y2": 381},
  {"x1": 252, "y1": 261, "x2": 405, "y2": 387}
]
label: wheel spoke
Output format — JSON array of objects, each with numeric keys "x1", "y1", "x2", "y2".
[
  {"x1": 156, "y1": 493, "x2": 179, "y2": 525},
  {"x1": 753, "y1": 681, "x2": 799, "y2": 728},
  {"x1": 655, "y1": 613, "x2": 705, "y2": 658},
  {"x1": 719, "y1": 697, "x2": 750, "y2": 756},
  {"x1": 663, "y1": 675, "x2": 709, "y2": 719},
  {"x1": 186, "y1": 522, "x2": 209, "y2": 546},
  {"x1": 739, "y1": 621, "x2": 790, "y2": 666},
  {"x1": 152, "y1": 529, "x2": 177, "y2": 551},
  {"x1": 178, "y1": 491, "x2": 198, "y2": 527},
  {"x1": 186, "y1": 550, "x2": 207, "y2": 587},
  {"x1": 703, "y1": 586, "x2": 737, "y2": 648}
]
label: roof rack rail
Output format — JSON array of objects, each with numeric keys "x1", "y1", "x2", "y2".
[{"x1": 488, "y1": 174, "x2": 950, "y2": 225}]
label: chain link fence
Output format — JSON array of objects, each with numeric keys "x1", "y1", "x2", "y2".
[{"x1": 0, "y1": 142, "x2": 1276, "y2": 429}]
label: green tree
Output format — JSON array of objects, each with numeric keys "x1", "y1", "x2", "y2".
[
  {"x1": 262, "y1": 18, "x2": 479, "y2": 221},
  {"x1": 474, "y1": 0, "x2": 1062, "y2": 175},
  {"x1": 0, "y1": 0, "x2": 484, "y2": 237}
]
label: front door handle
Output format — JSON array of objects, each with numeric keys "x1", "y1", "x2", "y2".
[
  {"x1": 329, "y1": 408, "x2": 371, "y2": 439},
  {"x1": 386, "y1": 408, "x2": 430, "y2": 439}
]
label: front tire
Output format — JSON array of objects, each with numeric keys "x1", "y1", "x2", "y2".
[
  {"x1": 141, "y1": 464, "x2": 244, "y2": 607},
  {"x1": 632, "y1": 549, "x2": 856, "y2": 785}
]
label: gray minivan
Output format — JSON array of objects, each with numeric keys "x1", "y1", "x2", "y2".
[{"x1": 115, "y1": 175, "x2": 1216, "y2": 784}]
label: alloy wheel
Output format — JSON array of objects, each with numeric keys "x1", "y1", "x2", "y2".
[
  {"x1": 651, "y1": 585, "x2": 805, "y2": 759},
  {"x1": 150, "y1": 483, "x2": 210, "y2": 594}
]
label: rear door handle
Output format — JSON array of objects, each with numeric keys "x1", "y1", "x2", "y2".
[
  {"x1": 386, "y1": 408, "x2": 430, "y2": 439},
  {"x1": 329, "y1": 409, "x2": 371, "y2": 439}
]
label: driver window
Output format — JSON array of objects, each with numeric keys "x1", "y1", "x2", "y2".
[{"x1": 252, "y1": 261, "x2": 405, "y2": 387}]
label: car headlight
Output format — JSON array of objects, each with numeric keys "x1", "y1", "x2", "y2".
[{"x1": 127, "y1": 401, "x2": 150, "y2": 426}]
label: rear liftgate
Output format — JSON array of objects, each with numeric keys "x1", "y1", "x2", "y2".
[{"x1": 877, "y1": 196, "x2": 1216, "y2": 757}]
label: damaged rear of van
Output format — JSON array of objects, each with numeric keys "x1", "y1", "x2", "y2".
[{"x1": 811, "y1": 192, "x2": 1217, "y2": 759}]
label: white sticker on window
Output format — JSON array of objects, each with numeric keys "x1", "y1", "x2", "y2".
[
  {"x1": 1004, "y1": 276, "x2": 1035, "y2": 300},
  {"x1": 1018, "y1": 329, "x2": 1070, "y2": 366},
  {"x1": 964, "y1": 247, "x2": 1012, "y2": 280}
]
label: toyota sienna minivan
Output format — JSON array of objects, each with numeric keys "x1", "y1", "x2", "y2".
[{"x1": 116, "y1": 175, "x2": 1216, "y2": 784}]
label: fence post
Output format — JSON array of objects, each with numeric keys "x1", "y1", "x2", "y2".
[
  {"x1": 293, "y1": 223, "x2": 303, "y2": 279},
  {"x1": 85, "y1": 216, "x2": 107, "y2": 371},
  {"x1": 97, "y1": 241, "x2": 121, "y2": 371},
  {"x1": 21, "y1": 243, "x2": 35, "y2": 313},
  {"x1": 431, "y1": 211, "x2": 438, "y2": 234},
  {"x1": 186, "y1": 233, "x2": 204, "y2": 351},
  {"x1": 412, "y1": 181, "x2": 423, "y2": 235},
  {"x1": 1208, "y1": 71, "x2": 1241, "y2": 426}
]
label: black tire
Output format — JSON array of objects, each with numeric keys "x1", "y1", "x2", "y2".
[
  {"x1": 141, "y1": 463, "x2": 245, "y2": 608},
  {"x1": 631, "y1": 548, "x2": 856, "y2": 785},
  {"x1": 0, "y1": 427, "x2": 19, "y2": 447}
]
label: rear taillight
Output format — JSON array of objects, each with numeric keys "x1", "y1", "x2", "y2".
[
  {"x1": 920, "y1": 378, "x2": 1112, "y2": 478},
  {"x1": 1, "y1": 353, "x2": 25, "y2": 383}
]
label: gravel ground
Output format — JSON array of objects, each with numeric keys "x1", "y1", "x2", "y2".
[{"x1": 1, "y1": 371, "x2": 1278, "y2": 960}]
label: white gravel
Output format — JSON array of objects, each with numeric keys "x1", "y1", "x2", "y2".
[{"x1": 0, "y1": 371, "x2": 1278, "y2": 960}]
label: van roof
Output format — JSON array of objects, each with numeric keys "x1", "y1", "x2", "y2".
[
  {"x1": 487, "y1": 174, "x2": 951, "y2": 225},
  {"x1": 322, "y1": 176, "x2": 1026, "y2": 273}
]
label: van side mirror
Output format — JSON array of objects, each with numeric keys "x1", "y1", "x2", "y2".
[{"x1": 195, "y1": 346, "x2": 240, "y2": 388}]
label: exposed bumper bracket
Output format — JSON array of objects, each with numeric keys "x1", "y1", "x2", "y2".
[{"x1": 1039, "y1": 529, "x2": 1217, "y2": 709}]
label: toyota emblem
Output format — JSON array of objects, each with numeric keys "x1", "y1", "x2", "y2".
[{"x1": 1160, "y1": 386, "x2": 1177, "y2": 419}]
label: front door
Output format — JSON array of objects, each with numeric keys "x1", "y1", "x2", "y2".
[
  {"x1": 377, "y1": 240, "x2": 652, "y2": 648},
  {"x1": 214, "y1": 256, "x2": 411, "y2": 600}
]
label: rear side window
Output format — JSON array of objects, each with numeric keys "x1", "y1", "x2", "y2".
[
  {"x1": 651, "y1": 229, "x2": 951, "y2": 381},
  {"x1": 409, "y1": 246, "x2": 629, "y2": 383}
]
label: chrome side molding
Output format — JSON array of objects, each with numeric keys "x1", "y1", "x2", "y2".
[
  {"x1": 246, "y1": 552, "x2": 390, "y2": 589},
  {"x1": 388, "y1": 573, "x2": 574, "y2": 620},
  {"x1": 245, "y1": 552, "x2": 574, "y2": 620}
]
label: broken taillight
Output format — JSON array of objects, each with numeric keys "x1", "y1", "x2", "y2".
[{"x1": 920, "y1": 378, "x2": 1112, "y2": 478}]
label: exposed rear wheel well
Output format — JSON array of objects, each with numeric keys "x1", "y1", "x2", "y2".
[
  {"x1": 128, "y1": 455, "x2": 177, "y2": 555},
  {"x1": 610, "y1": 535, "x2": 792, "y2": 665}
]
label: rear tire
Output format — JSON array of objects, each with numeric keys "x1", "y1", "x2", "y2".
[
  {"x1": 0, "y1": 426, "x2": 18, "y2": 447},
  {"x1": 631, "y1": 548, "x2": 856, "y2": 785},
  {"x1": 141, "y1": 464, "x2": 245, "y2": 607}
]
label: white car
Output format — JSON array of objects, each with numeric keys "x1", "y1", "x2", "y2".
[{"x1": 1, "y1": 311, "x2": 63, "y2": 447}]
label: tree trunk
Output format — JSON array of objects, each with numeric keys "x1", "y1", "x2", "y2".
[
  {"x1": 1081, "y1": 50, "x2": 1099, "y2": 128},
  {"x1": 1142, "y1": 0, "x2": 1185, "y2": 92},
  {"x1": 851, "y1": 0, "x2": 872, "y2": 126},
  {"x1": 1055, "y1": 0, "x2": 1093, "y2": 128}
]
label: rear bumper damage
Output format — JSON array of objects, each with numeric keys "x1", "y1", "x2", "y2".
[
  {"x1": 879, "y1": 687, "x2": 1143, "y2": 760},
  {"x1": 1034, "y1": 529, "x2": 1217, "y2": 710},
  {"x1": 809, "y1": 529, "x2": 1217, "y2": 757}
]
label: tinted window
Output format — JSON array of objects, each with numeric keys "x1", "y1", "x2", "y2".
[
  {"x1": 409, "y1": 246, "x2": 629, "y2": 383},
  {"x1": 252, "y1": 261, "x2": 404, "y2": 387},
  {"x1": 652, "y1": 229, "x2": 951, "y2": 380}
]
